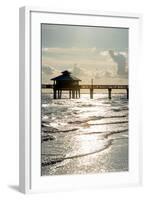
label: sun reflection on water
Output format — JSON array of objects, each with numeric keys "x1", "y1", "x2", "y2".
[{"x1": 41, "y1": 93, "x2": 128, "y2": 175}]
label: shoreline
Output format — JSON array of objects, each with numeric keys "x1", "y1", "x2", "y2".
[{"x1": 41, "y1": 131, "x2": 128, "y2": 176}]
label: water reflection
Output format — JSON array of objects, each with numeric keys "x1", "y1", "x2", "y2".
[{"x1": 41, "y1": 93, "x2": 128, "y2": 175}]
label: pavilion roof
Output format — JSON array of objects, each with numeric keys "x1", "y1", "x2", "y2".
[{"x1": 51, "y1": 70, "x2": 81, "y2": 81}]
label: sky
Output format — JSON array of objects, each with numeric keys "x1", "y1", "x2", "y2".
[{"x1": 41, "y1": 24, "x2": 128, "y2": 85}]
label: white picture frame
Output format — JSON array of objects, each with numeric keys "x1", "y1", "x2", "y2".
[{"x1": 19, "y1": 6, "x2": 142, "y2": 194}]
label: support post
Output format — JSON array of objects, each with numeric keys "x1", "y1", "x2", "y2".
[
  {"x1": 79, "y1": 89, "x2": 80, "y2": 98},
  {"x1": 53, "y1": 89, "x2": 56, "y2": 99},
  {"x1": 126, "y1": 88, "x2": 129, "y2": 99},
  {"x1": 90, "y1": 79, "x2": 94, "y2": 99},
  {"x1": 72, "y1": 90, "x2": 75, "y2": 99},
  {"x1": 60, "y1": 90, "x2": 62, "y2": 99},
  {"x1": 58, "y1": 90, "x2": 60, "y2": 99},
  {"x1": 75, "y1": 90, "x2": 77, "y2": 98},
  {"x1": 69, "y1": 90, "x2": 71, "y2": 99},
  {"x1": 90, "y1": 89, "x2": 93, "y2": 99},
  {"x1": 108, "y1": 88, "x2": 112, "y2": 99},
  {"x1": 73, "y1": 90, "x2": 75, "y2": 99}
]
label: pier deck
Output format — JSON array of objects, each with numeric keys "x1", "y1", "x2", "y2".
[{"x1": 42, "y1": 84, "x2": 129, "y2": 99}]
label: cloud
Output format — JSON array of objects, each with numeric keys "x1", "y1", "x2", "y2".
[
  {"x1": 42, "y1": 47, "x2": 115, "y2": 68},
  {"x1": 104, "y1": 71, "x2": 112, "y2": 78},
  {"x1": 71, "y1": 64, "x2": 86, "y2": 77},
  {"x1": 42, "y1": 47, "x2": 98, "y2": 55},
  {"x1": 109, "y1": 50, "x2": 128, "y2": 77},
  {"x1": 42, "y1": 65, "x2": 62, "y2": 83},
  {"x1": 42, "y1": 65, "x2": 54, "y2": 75},
  {"x1": 42, "y1": 47, "x2": 128, "y2": 84},
  {"x1": 99, "y1": 51, "x2": 109, "y2": 56},
  {"x1": 94, "y1": 72, "x2": 101, "y2": 79}
]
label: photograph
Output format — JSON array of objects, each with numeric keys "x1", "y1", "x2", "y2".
[{"x1": 41, "y1": 24, "x2": 129, "y2": 176}]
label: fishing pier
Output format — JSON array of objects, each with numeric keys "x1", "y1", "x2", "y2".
[
  {"x1": 42, "y1": 83, "x2": 128, "y2": 99},
  {"x1": 42, "y1": 71, "x2": 128, "y2": 99}
]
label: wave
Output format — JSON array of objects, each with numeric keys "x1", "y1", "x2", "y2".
[
  {"x1": 78, "y1": 104, "x2": 97, "y2": 107},
  {"x1": 42, "y1": 125, "x2": 79, "y2": 134},
  {"x1": 42, "y1": 158, "x2": 64, "y2": 167},
  {"x1": 112, "y1": 137, "x2": 128, "y2": 141},
  {"x1": 42, "y1": 125, "x2": 59, "y2": 133},
  {"x1": 89, "y1": 120, "x2": 128, "y2": 126},
  {"x1": 105, "y1": 129, "x2": 128, "y2": 138},
  {"x1": 112, "y1": 107, "x2": 128, "y2": 112},
  {"x1": 80, "y1": 129, "x2": 128, "y2": 137},
  {"x1": 68, "y1": 115, "x2": 128, "y2": 125},
  {"x1": 59, "y1": 128, "x2": 78, "y2": 133},
  {"x1": 41, "y1": 134, "x2": 56, "y2": 142},
  {"x1": 42, "y1": 140, "x2": 112, "y2": 167},
  {"x1": 41, "y1": 128, "x2": 128, "y2": 167}
]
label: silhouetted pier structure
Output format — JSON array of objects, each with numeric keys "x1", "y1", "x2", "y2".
[
  {"x1": 42, "y1": 71, "x2": 129, "y2": 99},
  {"x1": 50, "y1": 70, "x2": 81, "y2": 99}
]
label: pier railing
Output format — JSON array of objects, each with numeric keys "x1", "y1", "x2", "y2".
[{"x1": 42, "y1": 84, "x2": 128, "y2": 89}]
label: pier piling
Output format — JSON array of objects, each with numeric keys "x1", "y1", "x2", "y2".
[
  {"x1": 79, "y1": 89, "x2": 80, "y2": 98},
  {"x1": 126, "y1": 88, "x2": 129, "y2": 99},
  {"x1": 90, "y1": 89, "x2": 93, "y2": 99},
  {"x1": 53, "y1": 89, "x2": 56, "y2": 99},
  {"x1": 69, "y1": 90, "x2": 71, "y2": 99},
  {"x1": 108, "y1": 88, "x2": 112, "y2": 99}
]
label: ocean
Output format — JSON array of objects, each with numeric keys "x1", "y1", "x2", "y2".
[{"x1": 41, "y1": 93, "x2": 128, "y2": 176}]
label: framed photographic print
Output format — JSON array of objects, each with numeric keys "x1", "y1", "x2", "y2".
[{"x1": 19, "y1": 7, "x2": 142, "y2": 193}]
